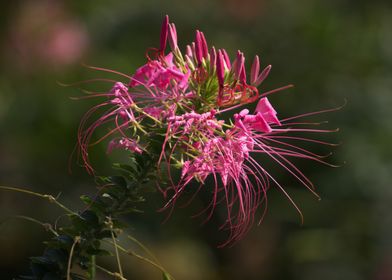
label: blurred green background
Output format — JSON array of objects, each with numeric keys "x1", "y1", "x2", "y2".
[{"x1": 1, "y1": 0, "x2": 391, "y2": 279}]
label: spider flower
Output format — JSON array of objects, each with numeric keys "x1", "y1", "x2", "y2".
[{"x1": 76, "y1": 15, "x2": 339, "y2": 246}]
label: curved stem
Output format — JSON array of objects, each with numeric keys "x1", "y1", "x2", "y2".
[
  {"x1": 96, "y1": 265, "x2": 127, "y2": 280},
  {"x1": 109, "y1": 217, "x2": 124, "y2": 278},
  {"x1": 107, "y1": 241, "x2": 175, "y2": 279},
  {"x1": 1, "y1": 215, "x2": 59, "y2": 237},
  {"x1": 0, "y1": 186, "x2": 76, "y2": 215},
  {"x1": 67, "y1": 236, "x2": 81, "y2": 280},
  {"x1": 127, "y1": 234, "x2": 161, "y2": 265}
]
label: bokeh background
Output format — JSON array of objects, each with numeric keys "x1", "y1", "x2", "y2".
[{"x1": 1, "y1": 0, "x2": 391, "y2": 279}]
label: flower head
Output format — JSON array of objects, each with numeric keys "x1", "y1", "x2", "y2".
[{"x1": 76, "y1": 15, "x2": 339, "y2": 246}]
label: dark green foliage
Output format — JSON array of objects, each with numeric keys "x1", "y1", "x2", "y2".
[{"x1": 22, "y1": 153, "x2": 156, "y2": 280}]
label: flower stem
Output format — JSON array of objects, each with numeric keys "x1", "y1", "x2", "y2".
[
  {"x1": 89, "y1": 255, "x2": 96, "y2": 280},
  {"x1": 109, "y1": 217, "x2": 124, "y2": 278},
  {"x1": 0, "y1": 185, "x2": 76, "y2": 215},
  {"x1": 67, "y1": 236, "x2": 81, "y2": 280}
]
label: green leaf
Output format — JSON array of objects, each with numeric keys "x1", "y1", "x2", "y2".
[
  {"x1": 70, "y1": 215, "x2": 89, "y2": 232},
  {"x1": 80, "y1": 210, "x2": 99, "y2": 227},
  {"x1": 108, "y1": 176, "x2": 127, "y2": 188},
  {"x1": 80, "y1": 195, "x2": 93, "y2": 205},
  {"x1": 30, "y1": 256, "x2": 54, "y2": 265}
]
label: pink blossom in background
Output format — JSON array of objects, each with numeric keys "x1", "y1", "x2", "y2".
[{"x1": 6, "y1": 1, "x2": 89, "y2": 70}]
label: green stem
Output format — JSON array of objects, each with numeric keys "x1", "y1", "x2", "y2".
[
  {"x1": 109, "y1": 218, "x2": 124, "y2": 278},
  {"x1": 1, "y1": 215, "x2": 59, "y2": 237},
  {"x1": 0, "y1": 186, "x2": 76, "y2": 215},
  {"x1": 127, "y1": 234, "x2": 160, "y2": 264},
  {"x1": 96, "y1": 264, "x2": 127, "y2": 280},
  {"x1": 96, "y1": 265, "x2": 127, "y2": 279},
  {"x1": 89, "y1": 255, "x2": 96, "y2": 280},
  {"x1": 108, "y1": 241, "x2": 174, "y2": 279}
]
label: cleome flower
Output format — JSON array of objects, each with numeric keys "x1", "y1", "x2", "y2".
[{"x1": 76, "y1": 15, "x2": 339, "y2": 246}]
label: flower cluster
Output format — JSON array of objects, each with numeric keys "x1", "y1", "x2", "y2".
[{"x1": 77, "y1": 15, "x2": 338, "y2": 245}]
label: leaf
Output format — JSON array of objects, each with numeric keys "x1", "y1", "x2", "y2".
[
  {"x1": 80, "y1": 195, "x2": 93, "y2": 205},
  {"x1": 108, "y1": 176, "x2": 127, "y2": 188},
  {"x1": 70, "y1": 215, "x2": 90, "y2": 232},
  {"x1": 30, "y1": 256, "x2": 54, "y2": 265},
  {"x1": 80, "y1": 210, "x2": 99, "y2": 227},
  {"x1": 44, "y1": 248, "x2": 67, "y2": 265},
  {"x1": 56, "y1": 235, "x2": 74, "y2": 246}
]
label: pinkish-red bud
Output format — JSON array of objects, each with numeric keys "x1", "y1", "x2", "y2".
[
  {"x1": 195, "y1": 30, "x2": 203, "y2": 65},
  {"x1": 186, "y1": 45, "x2": 193, "y2": 57},
  {"x1": 254, "y1": 65, "x2": 271, "y2": 86},
  {"x1": 210, "y1": 46, "x2": 217, "y2": 68},
  {"x1": 239, "y1": 58, "x2": 246, "y2": 83},
  {"x1": 168, "y1": 23, "x2": 178, "y2": 51},
  {"x1": 221, "y1": 49, "x2": 231, "y2": 70},
  {"x1": 199, "y1": 31, "x2": 209, "y2": 59},
  {"x1": 250, "y1": 55, "x2": 260, "y2": 85},
  {"x1": 234, "y1": 51, "x2": 244, "y2": 80},
  {"x1": 160, "y1": 15, "x2": 169, "y2": 52},
  {"x1": 216, "y1": 50, "x2": 225, "y2": 87}
]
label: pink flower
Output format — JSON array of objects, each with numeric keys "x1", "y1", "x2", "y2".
[
  {"x1": 130, "y1": 53, "x2": 190, "y2": 91},
  {"x1": 255, "y1": 97, "x2": 281, "y2": 125},
  {"x1": 76, "y1": 15, "x2": 339, "y2": 246},
  {"x1": 107, "y1": 138, "x2": 143, "y2": 154}
]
